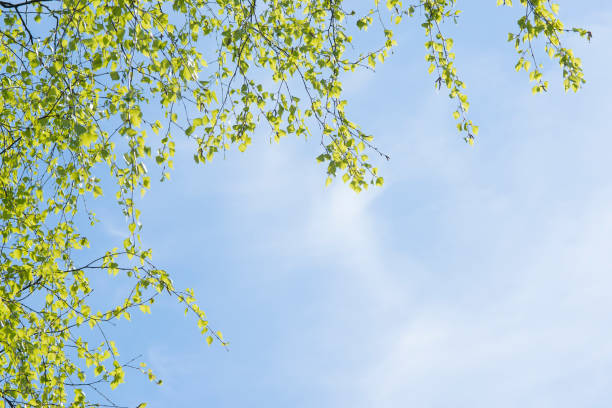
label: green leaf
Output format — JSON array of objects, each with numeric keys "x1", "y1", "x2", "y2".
[
  {"x1": 79, "y1": 129, "x2": 97, "y2": 147},
  {"x1": 93, "y1": 185, "x2": 103, "y2": 197}
]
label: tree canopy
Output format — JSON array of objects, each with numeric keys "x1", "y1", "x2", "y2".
[{"x1": 0, "y1": 0, "x2": 590, "y2": 406}]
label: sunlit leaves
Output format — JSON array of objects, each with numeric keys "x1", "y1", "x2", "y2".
[
  {"x1": 501, "y1": 0, "x2": 588, "y2": 94},
  {"x1": 0, "y1": 0, "x2": 588, "y2": 407}
]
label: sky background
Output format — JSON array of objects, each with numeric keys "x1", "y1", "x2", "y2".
[{"x1": 81, "y1": 2, "x2": 612, "y2": 407}]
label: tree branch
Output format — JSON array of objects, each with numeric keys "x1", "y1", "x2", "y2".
[{"x1": 0, "y1": 0, "x2": 53, "y2": 8}]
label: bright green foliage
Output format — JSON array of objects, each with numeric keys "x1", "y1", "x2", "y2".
[
  {"x1": 0, "y1": 0, "x2": 588, "y2": 406},
  {"x1": 500, "y1": 0, "x2": 591, "y2": 94}
]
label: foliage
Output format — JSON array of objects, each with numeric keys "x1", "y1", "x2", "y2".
[{"x1": 0, "y1": 0, "x2": 589, "y2": 406}]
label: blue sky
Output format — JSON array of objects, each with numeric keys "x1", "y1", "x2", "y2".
[{"x1": 83, "y1": 2, "x2": 612, "y2": 407}]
